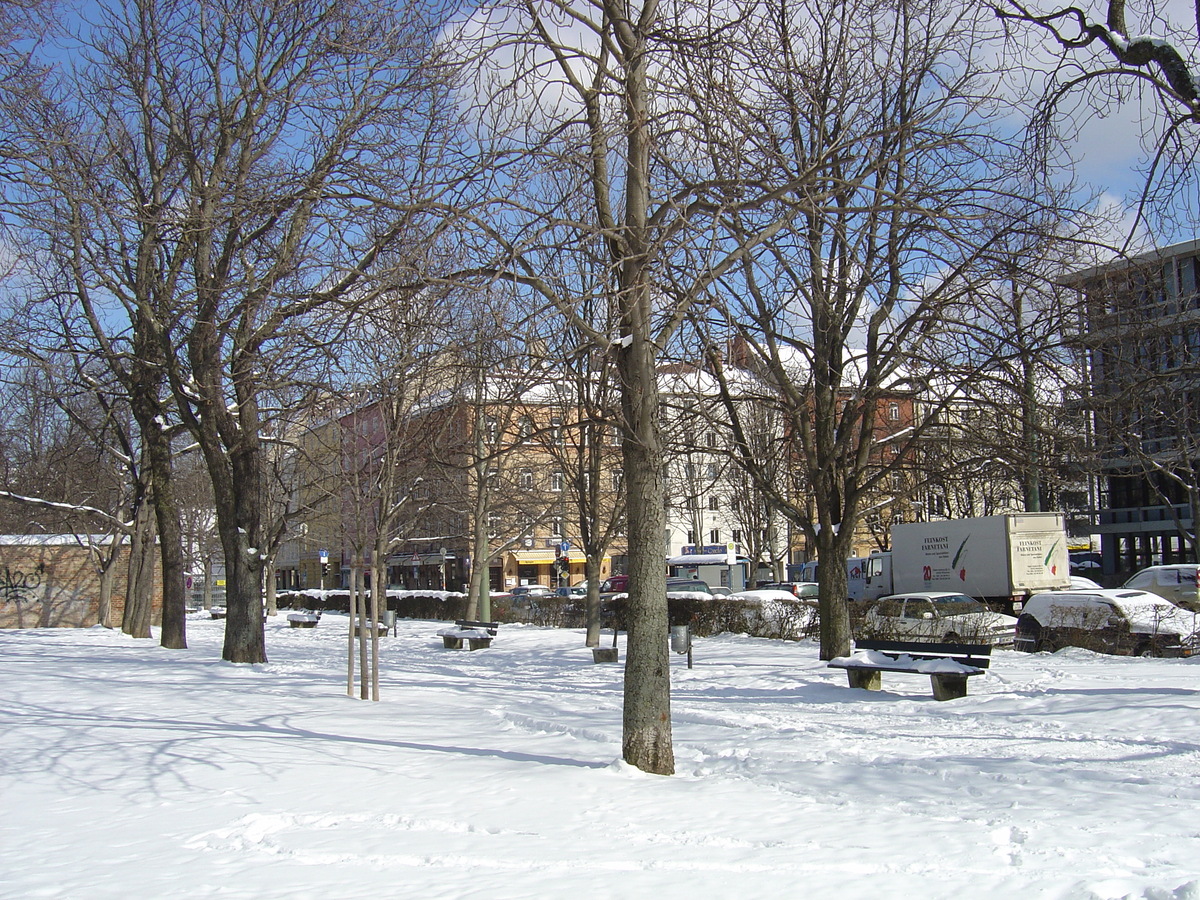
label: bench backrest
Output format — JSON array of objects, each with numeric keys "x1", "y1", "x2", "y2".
[
  {"x1": 456, "y1": 619, "x2": 499, "y2": 634},
  {"x1": 854, "y1": 638, "x2": 992, "y2": 669}
]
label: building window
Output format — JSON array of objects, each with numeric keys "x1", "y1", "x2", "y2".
[
  {"x1": 551, "y1": 470, "x2": 564, "y2": 492},
  {"x1": 520, "y1": 469, "x2": 534, "y2": 490},
  {"x1": 488, "y1": 513, "x2": 500, "y2": 539},
  {"x1": 518, "y1": 416, "x2": 533, "y2": 443},
  {"x1": 709, "y1": 529, "x2": 721, "y2": 544},
  {"x1": 732, "y1": 529, "x2": 742, "y2": 543},
  {"x1": 708, "y1": 496, "x2": 719, "y2": 511},
  {"x1": 888, "y1": 402, "x2": 900, "y2": 421},
  {"x1": 551, "y1": 415, "x2": 563, "y2": 445},
  {"x1": 487, "y1": 468, "x2": 499, "y2": 489},
  {"x1": 485, "y1": 416, "x2": 499, "y2": 443},
  {"x1": 551, "y1": 516, "x2": 563, "y2": 538},
  {"x1": 687, "y1": 530, "x2": 696, "y2": 544},
  {"x1": 612, "y1": 469, "x2": 624, "y2": 492}
]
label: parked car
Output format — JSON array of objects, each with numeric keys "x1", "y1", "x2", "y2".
[
  {"x1": 666, "y1": 578, "x2": 711, "y2": 595},
  {"x1": 601, "y1": 574, "x2": 629, "y2": 593},
  {"x1": 555, "y1": 584, "x2": 586, "y2": 597},
  {"x1": 758, "y1": 581, "x2": 820, "y2": 600},
  {"x1": 731, "y1": 588, "x2": 818, "y2": 612},
  {"x1": 1015, "y1": 589, "x2": 1199, "y2": 657},
  {"x1": 861, "y1": 592, "x2": 1018, "y2": 645},
  {"x1": 1122, "y1": 565, "x2": 1200, "y2": 612},
  {"x1": 1070, "y1": 575, "x2": 1104, "y2": 590},
  {"x1": 510, "y1": 584, "x2": 553, "y2": 598}
]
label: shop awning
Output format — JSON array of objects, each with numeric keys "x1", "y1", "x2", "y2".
[
  {"x1": 667, "y1": 553, "x2": 747, "y2": 566},
  {"x1": 510, "y1": 550, "x2": 608, "y2": 565}
]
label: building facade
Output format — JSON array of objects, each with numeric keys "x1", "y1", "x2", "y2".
[{"x1": 1069, "y1": 239, "x2": 1200, "y2": 579}]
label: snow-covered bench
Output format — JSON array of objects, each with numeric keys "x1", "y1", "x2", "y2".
[
  {"x1": 828, "y1": 639, "x2": 992, "y2": 701},
  {"x1": 287, "y1": 612, "x2": 321, "y2": 628},
  {"x1": 437, "y1": 620, "x2": 499, "y2": 650}
]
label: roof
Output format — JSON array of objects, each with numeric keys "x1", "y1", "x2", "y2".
[{"x1": 0, "y1": 534, "x2": 124, "y2": 546}]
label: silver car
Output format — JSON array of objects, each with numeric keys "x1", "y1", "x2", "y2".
[
  {"x1": 1122, "y1": 565, "x2": 1200, "y2": 612},
  {"x1": 862, "y1": 592, "x2": 1017, "y2": 645}
]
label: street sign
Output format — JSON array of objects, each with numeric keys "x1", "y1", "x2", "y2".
[{"x1": 559, "y1": 541, "x2": 570, "y2": 554}]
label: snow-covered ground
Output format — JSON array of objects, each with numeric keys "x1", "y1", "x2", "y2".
[{"x1": 3, "y1": 614, "x2": 1199, "y2": 900}]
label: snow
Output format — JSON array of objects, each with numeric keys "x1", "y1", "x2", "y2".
[{"x1": 4, "y1": 615, "x2": 1200, "y2": 899}]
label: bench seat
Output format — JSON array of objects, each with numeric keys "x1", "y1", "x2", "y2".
[
  {"x1": 437, "y1": 620, "x2": 499, "y2": 650},
  {"x1": 828, "y1": 639, "x2": 991, "y2": 700}
]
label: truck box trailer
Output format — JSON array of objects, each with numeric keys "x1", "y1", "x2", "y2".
[{"x1": 863, "y1": 513, "x2": 1071, "y2": 613}]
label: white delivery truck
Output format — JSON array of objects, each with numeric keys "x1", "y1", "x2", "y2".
[{"x1": 863, "y1": 512, "x2": 1071, "y2": 614}]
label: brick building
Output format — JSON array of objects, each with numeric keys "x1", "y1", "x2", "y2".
[{"x1": 0, "y1": 535, "x2": 162, "y2": 629}]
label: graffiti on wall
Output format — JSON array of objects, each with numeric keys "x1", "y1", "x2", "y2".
[{"x1": 1, "y1": 563, "x2": 46, "y2": 603}]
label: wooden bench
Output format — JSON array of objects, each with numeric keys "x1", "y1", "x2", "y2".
[
  {"x1": 828, "y1": 639, "x2": 992, "y2": 701},
  {"x1": 287, "y1": 612, "x2": 321, "y2": 628},
  {"x1": 437, "y1": 620, "x2": 499, "y2": 650}
]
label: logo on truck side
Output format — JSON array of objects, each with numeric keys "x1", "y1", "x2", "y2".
[{"x1": 952, "y1": 535, "x2": 971, "y2": 581}]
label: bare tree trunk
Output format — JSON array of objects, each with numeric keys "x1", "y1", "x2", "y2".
[
  {"x1": 97, "y1": 550, "x2": 118, "y2": 629},
  {"x1": 123, "y1": 498, "x2": 156, "y2": 639},
  {"x1": 347, "y1": 557, "x2": 359, "y2": 698},
  {"x1": 357, "y1": 554, "x2": 369, "y2": 701},
  {"x1": 263, "y1": 549, "x2": 278, "y2": 617},
  {"x1": 584, "y1": 554, "x2": 603, "y2": 647},
  {"x1": 202, "y1": 555, "x2": 214, "y2": 610},
  {"x1": 814, "y1": 528, "x2": 853, "y2": 660},
  {"x1": 371, "y1": 553, "x2": 384, "y2": 701},
  {"x1": 618, "y1": 331, "x2": 674, "y2": 775}
]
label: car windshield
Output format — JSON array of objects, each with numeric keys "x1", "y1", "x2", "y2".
[{"x1": 931, "y1": 595, "x2": 985, "y2": 615}]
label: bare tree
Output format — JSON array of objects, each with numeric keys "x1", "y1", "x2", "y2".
[
  {"x1": 3, "y1": 0, "x2": 446, "y2": 663},
  {"x1": 996, "y1": 0, "x2": 1200, "y2": 236},
  {"x1": 683, "y1": 0, "x2": 1085, "y2": 659},
  {"x1": 445, "y1": 0, "x2": 874, "y2": 776}
]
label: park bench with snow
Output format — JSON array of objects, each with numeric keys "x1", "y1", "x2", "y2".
[
  {"x1": 827, "y1": 638, "x2": 992, "y2": 701},
  {"x1": 287, "y1": 612, "x2": 321, "y2": 628},
  {"x1": 437, "y1": 620, "x2": 499, "y2": 650}
]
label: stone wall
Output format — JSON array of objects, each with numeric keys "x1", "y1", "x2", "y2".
[{"x1": 0, "y1": 538, "x2": 163, "y2": 629}]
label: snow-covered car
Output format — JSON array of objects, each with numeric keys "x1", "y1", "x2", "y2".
[
  {"x1": 861, "y1": 592, "x2": 1017, "y2": 645},
  {"x1": 757, "y1": 581, "x2": 820, "y2": 600},
  {"x1": 730, "y1": 589, "x2": 819, "y2": 637},
  {"x1": 731, "y1": 588, "x2": 815, "y2": 606},
  {"x1": 1070, "y1": 575, "x2": 1104, "y2": 590},
  {"x1": 1015, "y1": 589, "x2": 1200, "y2": 657}
]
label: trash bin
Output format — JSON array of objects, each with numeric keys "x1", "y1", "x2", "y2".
[{"x1": 670, "y1": 625, "x2": 690, "y2": 654}]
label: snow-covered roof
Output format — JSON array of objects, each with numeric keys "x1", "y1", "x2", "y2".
[{"x1": 0, "y1": 534, "x2": 124, "y2": 546}]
